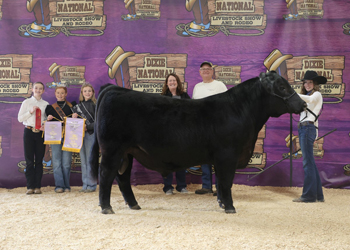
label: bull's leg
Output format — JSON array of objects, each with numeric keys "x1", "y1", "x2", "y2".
[
  {"x1": 116, "y1": 154, "x2": 141, "y2": 210},
  {"x1": 215, "y1": 163, "x2": 236, "y2": 214},
  {"x1": 99, "y1": 156, "x2": 120, "y2": 214}
]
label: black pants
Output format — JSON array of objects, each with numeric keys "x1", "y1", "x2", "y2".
[{"x1": 23, "y1": 128, "x2": 45, "y2": 189}]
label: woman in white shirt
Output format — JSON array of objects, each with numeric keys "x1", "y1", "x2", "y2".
[
  {"x1": 293, "y1": 71, "x2": 326, "y2": 203},
  {"x1": 18, "y1": 82, "x2": 49, "y2": 195}
]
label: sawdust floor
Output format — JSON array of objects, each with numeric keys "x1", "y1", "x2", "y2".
[{"x1": 0, "y1": 184, "x2": 349, "y2": 250}]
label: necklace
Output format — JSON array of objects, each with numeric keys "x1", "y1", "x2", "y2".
[{"x1": 59, "y1": 101, "x2": 66, "y2": 109}]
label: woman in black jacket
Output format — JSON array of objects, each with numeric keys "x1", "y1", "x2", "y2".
[
  {"x1": 72, "y1": 83, "x2": 98, "y2": 192},
  {"x1": 160, "y1": 73, "x2": 190, "y2": 194}
]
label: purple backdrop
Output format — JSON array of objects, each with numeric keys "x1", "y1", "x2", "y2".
[{"x1": 0, "y1": 0, "x2": 349, "y2": 189}]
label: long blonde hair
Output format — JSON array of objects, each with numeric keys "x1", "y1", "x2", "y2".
[{"x1": 79, "y1": 83, "x2": 97, "y2": 103}]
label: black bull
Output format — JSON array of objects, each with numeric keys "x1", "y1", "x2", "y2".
[{"x1": 90, "y1": 71, "x2": 306, "y2": 214}]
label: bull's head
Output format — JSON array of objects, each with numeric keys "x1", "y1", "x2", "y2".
[{"x1": 259, "y1": 71, "x2": 306, "y2": 116}]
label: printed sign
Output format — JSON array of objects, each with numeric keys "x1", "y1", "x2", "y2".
[
  {"x1": 214, "y1": 66, "x2": 241, "y2": 85},
  {"x1": 106, "y1": 46, "x2": 188, "y2": 93},
  {"x1": 0, "y1": 0, "x2": 2, "y2": 21},
  {"x1": 0, "y1": 54, "x2": 33, "y2": 98},
  {"x1": 47, "y1": 63, "x2": 86, "y2": 88},
  {"x1": 284, "y1": 0, "x2": 324, "y2": 20},
  {"x1": 286, "y1": 56, "x2": 345, "y2": 102},
  {"x1": 50, "y1": 0, "x2": 106, "y2": 30},
  {"x1": 122, "y1": 0, "x2": 161, "y2": 21},
  {"x1": 177, "y1": 0, "x2": 266, "y2": 37},
  {"x1": 0, "y1": 136, "x2": 2, "y2": 157},
  {"x1": 18, "y1": 0, "x2": 106, "y2": 38}
]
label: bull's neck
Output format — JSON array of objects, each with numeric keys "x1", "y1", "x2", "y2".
[{"x1": 229, "y1": 81, "x2": 270, "y2": 132}]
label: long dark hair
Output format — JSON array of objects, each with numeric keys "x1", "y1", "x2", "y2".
[
  {"x1": 161, "y1": 73, "x2": 185, "y2": 96},
  {"x1": 300, "y1": 80, "x2": 320, "y2": 95}
]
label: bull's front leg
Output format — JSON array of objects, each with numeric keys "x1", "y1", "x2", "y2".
[
  {"x1": 99, "y1": 158, "x2": 119, "y2": 214},
  {"x1": 215, "y1": 162, "x2": 236, "y2": 214},
  {"x1": 116, "y1": 154, "x2": 141, "y2": 210}
]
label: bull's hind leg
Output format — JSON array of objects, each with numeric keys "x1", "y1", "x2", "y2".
[
  {"x1": 116, "y1": 154, "x2": 141, "y2": 210},
  {"x1": 99, "y1": 155, "x2": 120, "y2": 214},
  {"x1": 215, "y1": 162, "x2": 237, "y2": 214}
]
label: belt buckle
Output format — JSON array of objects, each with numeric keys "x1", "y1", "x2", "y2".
[{"x1": 31, "y1": 127, "x2": 40, "y2": 133}]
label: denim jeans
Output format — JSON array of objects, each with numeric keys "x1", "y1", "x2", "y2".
[
  {"x1": 51, "y1": 143, "x2": 72, "y2": 191},
  {"x1": 201, "y1": 164, "x2": 216, "y2": 190},
  {"x1": 80, "y1": 133, "x2": 97, "y2": 191},
  {"x1": 163, "y1": 170, "x2": 187, "y2": 193},
  {"x1": 298, "y1": 124, "x2": 324, "y2": 201}
]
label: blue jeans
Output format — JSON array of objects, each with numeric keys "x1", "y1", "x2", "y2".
[
  {"x1": 80, "y1": 133, "x2": 97, "y2": 191},
  {"x1": 201, "y1": 164, "x2": 216, "y2": 190},
  {"x1": 51, "y1": 143, "x2": 72, "y2": 191},
  {"x1": 298, "y1": 124, "x2": 324, "y2": 201},
  {"x1": 163, "y1": 170, "x2": 187, "y2": 193}
]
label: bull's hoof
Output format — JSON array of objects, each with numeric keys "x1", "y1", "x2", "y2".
[
  {"x1": 218, "y1": 200, "x2": 225, "y2": 209},
  {"x1": 130, "y1": 204, "x2": 141, "y2": 210},
  {"x1": 101, "y1": 208, "x2": 115, "y2": 214},
  {"x1": 225, "y1": 208, "x2": 236, "y2": 214}
]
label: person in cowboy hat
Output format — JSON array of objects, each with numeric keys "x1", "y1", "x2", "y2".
[{"x1": 293, "y1": 70, "x2": 327, "y2": 203}]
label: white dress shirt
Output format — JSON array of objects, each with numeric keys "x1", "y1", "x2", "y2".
[{"x1": 18, "y1": 96, "x2": 49, "y2": 127}]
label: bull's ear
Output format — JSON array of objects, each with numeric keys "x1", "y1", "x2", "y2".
[
  {"x1": 259, "y1": 71, "x2": 273, "y2": 93},
  {"x1": 259, "y1": 72, "x2": 266, "y2": 82}
]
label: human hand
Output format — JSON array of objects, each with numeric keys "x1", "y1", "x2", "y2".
[
  {"x1": 47, "y1": 115, "x2": 54, "y2": 121},
  {"x1": 30, "y1": 106, "x2": 38, "y2": 114},
  {"x1": 72, "y1": 113, "x2": 78, "y2": 118}
]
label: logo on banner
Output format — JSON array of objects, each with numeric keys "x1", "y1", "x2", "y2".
[
  {"x1": 284, "y1": 0, "x2": 325, "y2": 21},
  {"x1": 264, "y1": 49, "x2": 346, "y2": 104},
  {"x1": 343, "y1": 22, "x2": 350, "y2": 35},
  {"x1": 177, "y1": 0, "x2": 267, "y2": 37},
  {"x1": 47, "y1": 63, "x2": 86, "y2": 88},
  {"x1": 0, "y1": 54, "x2": 33, "y2": 101},
  {"x1": 122, "y1": 0, "x2": 161, "y2": 21},
  {"x1": 214, "y1": 65, "x2": 241, "y2": 86},
  {"x1": 105, "y1": 45, "x2": 188, "y2": 93},
  {"x1": 0, "y1": 0, "x2": 3, "y2": 20},
  {"x1": 18, "y1": 0, "x2": 106, "y2": 38},
  {"x1": 284, "y1": 133, "x2": 324, "y2": 159}
]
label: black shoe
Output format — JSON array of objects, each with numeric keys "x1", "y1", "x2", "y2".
[
  {"x1": 195, "y1": 188, "x2": 213, "y2": 194},
  {"x1": 292, "y1": 197, "x2": 316, "y2": 203},
  {"x1": 317, "y1": 198, "x2": 325, "y2": 202},
  {"x1": 213, "y1": 190, "x2": 217, "y2": 196}
]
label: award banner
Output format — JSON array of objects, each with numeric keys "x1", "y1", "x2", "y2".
[
  {"x1": 44, "y1": 121, "x2": 62, "y2": 145},
  {"x1": 62, "y1": 117, "x2": 85, "y2": 153},
  {"x1": 35, "y1": 108, "x2": 42, "y2": 130}
]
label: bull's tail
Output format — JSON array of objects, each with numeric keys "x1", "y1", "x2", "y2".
[
  {"x1": 89, "y1": 84, "x2": 114, "y2": 179},
  {"x1": 90, "y1": 131, "x2": 100, "y2": 179}
]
